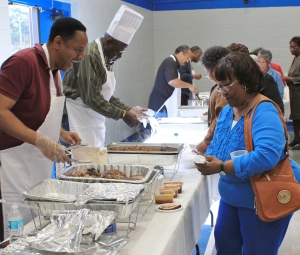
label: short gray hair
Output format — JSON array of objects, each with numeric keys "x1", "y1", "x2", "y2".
[
  {"x1": 174, "y1": 45, "x2": 190, "y2": 55},
  {"x1": 257, "y1": 49, "x2": 272, "y2": 63}
]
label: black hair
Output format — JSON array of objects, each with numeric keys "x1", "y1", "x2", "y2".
[
  {"x1": 214, "y1": 52, "x2": 263, "y2": 94},
  {"x1": 226, "y1": 43, "x2": 249, "y2": 54},
  {"x1": 191, "y1": 46, "x2": 201, "y2": 53},
  {"x1": 200, "y1": 46, "x2": 229, "y2": 70},
  {"x1": 174, "y1": 45, "x2": 190, "y2": 54},
  {"x1": 290, "y1": 36, "x2": 300, "y2": 47},
  {"x1": 48, "y1": 17, "x2": 86, "y2": 43}
]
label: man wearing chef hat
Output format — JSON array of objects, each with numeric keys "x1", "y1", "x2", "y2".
[
  {"x1": 0, "y1": 17, "x2": 88, "y2": 239},
  {"x1": 63, "y1": 5, "x2": 144, "y2": 148},
  {"x1": 148, "y1": 45, "x2": 199, "y2": 118}
]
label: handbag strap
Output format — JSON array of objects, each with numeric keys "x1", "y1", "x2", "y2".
[{"x1": 244, "y1": 97, "x2": 289, "y2": 155}]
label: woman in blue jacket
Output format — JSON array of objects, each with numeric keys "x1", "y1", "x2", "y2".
[{"x1": 195, "y1": 52, "x2": 300, "y2": 255}]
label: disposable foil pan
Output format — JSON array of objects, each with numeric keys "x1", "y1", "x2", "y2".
[
  {"x1": 25, "y1": 191, "x2": 142, "y2": 219},
  {"x1": 108, "y1": 153, "x2": 178, "y2": 166},
  {"x1": 107, "y1": 142, "x2": 184, "y2": 155},
  {"x1": 58, "y1": 164, "x2": 153, "y2": 184},
  {"x1": 22, "y1": 179, "x2": 90, "y2": 203}
]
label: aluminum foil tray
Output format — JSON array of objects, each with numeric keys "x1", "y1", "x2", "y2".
[
  {"x1": 108, "y1": 153, "x2": 178, "y2": 166},
  {"x1": 23, "y1": 179, "x2": 90, "y2": 203},
  {"x1": 58, "y1": 164, "x2": 153, "y2": 184},
  {"x1": 25, "y1": 192, "x2": 143, "y2": 219},
  {"x1": 107, "y1": 142, "x2": 184, "y2": 155}
]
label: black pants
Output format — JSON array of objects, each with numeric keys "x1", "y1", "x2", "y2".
[{"x1": 181, "y1": 94, "x2": 189, "y2": 105}]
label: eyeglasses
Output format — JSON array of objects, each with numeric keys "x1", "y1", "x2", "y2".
[
  {"x1": 257, "y1": 61, "x2": 268, "y2": 65},
  {"x1": 216, "y1": 80, "x2": 238, "y2": 93}
]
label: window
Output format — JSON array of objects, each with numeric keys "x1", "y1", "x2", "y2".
[{"x1": 8, "y1": 3, "x2": 39, "y2": 53}]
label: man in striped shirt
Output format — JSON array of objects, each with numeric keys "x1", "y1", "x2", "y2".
[{"x1": 63, "y1": 5, "x2": 144, "y2": 147}]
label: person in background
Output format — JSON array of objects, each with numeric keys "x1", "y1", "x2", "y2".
[
  {"x1": 63, "y1": 5, "x2": 144, "y2": 148},
  {"x1": 179, "y1": 46, "x2": 202, "y2": 105},
  {"x1": 195, "y1": 52, "x2": 300, "y2": 255},
  {"x1": 257, "y1": 49, "x2": 285, "y2": 98},
  {"x1": 196, "y1": 46, "x2": 229, "y2": 154},
  {"x1": 250, "y1": 47, "x2": 286, "y2": 85},
  {"x1": 196, "y1": 44, "x2": 284, "y2": 155},
  {"x1": 285, "y1": 36, "x2": 300, "y2": 148},
  {"x1": 226, "y1": 43, "x2": 249, "y2": 54},
  {"x1": 148, "y1": 45, "x2": 199, "y2": 118},
  {"x1": 0, "y1": 17, "x2": 88, "y2": 239}
]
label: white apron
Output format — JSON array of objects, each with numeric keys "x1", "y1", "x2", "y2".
[
  {"x1": 157, "y1": 55, "x2": 181, "y2": 118},
  {"x1": 0, "y1": 44, "x2": 64, "y2": 238},
  {"x1": 66, "y1": 38, "x2": 116, "y2": 148}
]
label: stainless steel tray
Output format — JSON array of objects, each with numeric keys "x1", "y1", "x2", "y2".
[
  {"x1": 23, "y1": 179, "x2": 90, "y2": 203},
  {"x1": 58, "y1": 164, "x2": 153, "y2": 184},
  {"x1": 107, "y1": 142, "x2": 184, "y2": 155},
  {"x1": 25, "y1": 191, "x2": 142, "y2": 219},
  {"x1": 107, "y1": 143, "x2": 184, "y2": 166}
]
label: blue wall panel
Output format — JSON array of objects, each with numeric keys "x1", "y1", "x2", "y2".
[{"x1": 122, "y1": 0, "x2": 300, "y2": 11}]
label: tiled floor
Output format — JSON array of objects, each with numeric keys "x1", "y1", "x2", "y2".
[{"x1": 199, "y1": 125, "x2": 300, "y2": 255}]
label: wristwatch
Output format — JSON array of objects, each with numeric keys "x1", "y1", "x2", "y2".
[{"x1": 220, "y1": 161, "x2": 226, "y2": 176}]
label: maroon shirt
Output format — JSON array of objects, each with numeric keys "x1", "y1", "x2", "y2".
[{"x1": 0, "y1": 44, "x2": 61, "y2": 150}]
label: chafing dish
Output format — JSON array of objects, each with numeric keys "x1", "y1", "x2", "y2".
[
  {"x1": 58, "y1": 164, "x2": 153, "y2": 184},
  {"x1": 107, "y1": 142, "x2": 184, "y2": 166}
]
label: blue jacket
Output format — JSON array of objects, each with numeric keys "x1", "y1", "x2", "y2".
[{"x1": 205, "y1": 102, "x2": 300, "y2": 209}]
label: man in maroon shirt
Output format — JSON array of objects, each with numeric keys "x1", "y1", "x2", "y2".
[{"x1": 0, "y1": 17, "x2": 88, "y2": 239}]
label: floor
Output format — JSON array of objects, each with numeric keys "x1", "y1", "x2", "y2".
[{"x1": 196, "y1": 122, "x2": 300, "y2": 255}]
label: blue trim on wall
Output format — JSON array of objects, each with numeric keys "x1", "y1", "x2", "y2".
[
  {"x1": 39, "y1": 1, "x2": 71, "y2": 43},
  {"x1": 122, "y1": 0, "x2": 300, "y2": 11}
]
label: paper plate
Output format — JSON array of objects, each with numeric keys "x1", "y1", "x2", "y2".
[{"x1": 156, "y1": 203, "x2": 182, "y2": 213}]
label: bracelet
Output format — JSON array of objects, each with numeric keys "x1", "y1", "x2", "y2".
[
  {"x1": 201, "y1": 141, "x2": 207, "y2": 150},
  {"x1": 122, "y1": 110, "x2": 126, "y2": 118},
  {"x1": 220, "y1": 161, "x2": 225, "y2": 172}
]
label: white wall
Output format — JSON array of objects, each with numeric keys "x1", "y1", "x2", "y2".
[
  {"x1": 154, "y1": 7, "x2": 300, "y2": 93},
  {"x1": 70, "y1": 0, "x2": 154, "y2": 145}
]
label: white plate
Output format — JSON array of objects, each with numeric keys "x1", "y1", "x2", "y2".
[{"x1": 156, "y1": 203, "x2": 182, "y2": 213}]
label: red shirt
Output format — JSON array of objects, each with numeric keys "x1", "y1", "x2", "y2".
[
  {"x1": 0, "y1": 44, "x2": 61, "y2": 150},
  {"x1": 270, "y1": 62, "x2": 285, "y2": 84}
]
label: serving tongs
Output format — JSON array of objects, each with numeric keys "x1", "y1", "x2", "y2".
[
  {"x1": 195, "y1": 93, "x2": 201, "y2": 100},
  {"x1": 64, "y1": 144, "x2": 89, "y2": 151}
]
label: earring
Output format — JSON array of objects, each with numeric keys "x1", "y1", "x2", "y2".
[{"x1": 244, "y1": 86, "x2": 247, "y2": 91}]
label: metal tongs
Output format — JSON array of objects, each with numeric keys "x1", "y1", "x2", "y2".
[
  {"x1": 64, "y1": 144, "x2": 93, "y2": 163},
  {"x1": 64, "y1": 144, "x2": 89, "y2": 151},
  {"x1": 195, "y1": 93, "x2": 201, "y2": 100}
]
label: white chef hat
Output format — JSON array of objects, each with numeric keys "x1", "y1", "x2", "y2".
[{"x1": 106, "y1": 5, "x2": 144, "y2": 45}]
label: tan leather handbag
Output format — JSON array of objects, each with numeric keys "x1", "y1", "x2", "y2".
[{"x1": 244, "y1": 98, "x2": 300, "y2": 222}]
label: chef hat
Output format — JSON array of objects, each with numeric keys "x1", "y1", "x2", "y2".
[{"x1": 106, "y1": 5, "x2": 144, "y2": 45}]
